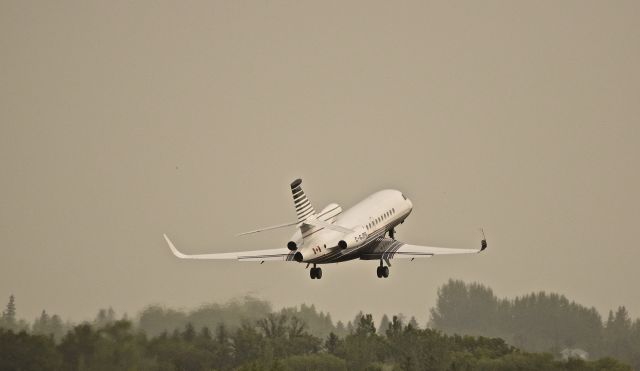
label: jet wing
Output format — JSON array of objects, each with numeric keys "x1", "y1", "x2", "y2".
[
  {"x1": 360, "y1": 236, "x2": 487, "y2": 261},
  {"x1": 164, "y1": 234, "x2": 295, "y2": 262}
]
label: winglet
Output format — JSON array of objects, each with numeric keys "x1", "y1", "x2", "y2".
[
  {"x1": 163, "y1": 234, "x2": 188, "y2": 259},
  {"x1": 480, "y1": 228, "x2": 488, "y2": 252}
]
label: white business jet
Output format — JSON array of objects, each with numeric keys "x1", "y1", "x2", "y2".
[{"x1": 164, "y1": 179, "x2": 487, "y2": 279}]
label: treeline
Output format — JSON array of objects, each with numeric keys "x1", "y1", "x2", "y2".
[
  {"x1": 429, "y1": 280, "x2": 640, "y2": 369},
  {"x1": 137, "y1": 297, "x2": 422, "y2": 342},
  {"x1": 1, "y1": 284, "x2": 638, "y2": 370},
  {"x1": 138, "y1": 297, "x2": 344, "y2": 340},
  {"x1": 0, "y1": 313, "x2": 631, "y2": 370}
]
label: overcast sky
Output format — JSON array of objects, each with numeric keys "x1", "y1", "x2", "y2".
[{"x1": 1, "y1": 1, "x2": 639, "y2": 325}]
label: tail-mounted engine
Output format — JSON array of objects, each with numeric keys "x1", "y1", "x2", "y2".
[{"x1": 338, "y1": 226, "x2": 368, "y2": 249}]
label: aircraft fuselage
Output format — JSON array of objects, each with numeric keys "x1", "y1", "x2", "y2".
[{"x1": 290, "y1": 189, "x2": 413, "y2": 264}]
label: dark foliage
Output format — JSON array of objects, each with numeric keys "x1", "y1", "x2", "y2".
[
  {"x1": 1, "y1": 315, "x2": 631, "y2": 371},
  {"x1": 430, "y1": 279, "x2": 640, "y2": 369},
  {"x1": 0, "y1": 288, "x2": 637, "y2": 370}
]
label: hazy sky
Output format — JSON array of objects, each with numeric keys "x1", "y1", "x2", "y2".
[{"x1": 1, "y1": 1, "x2": 639, "y2": 326}]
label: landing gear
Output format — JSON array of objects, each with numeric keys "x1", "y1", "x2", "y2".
[
  {"x1": 376, "y1": 261, "x2": 390, "y2": 278},
  {"x1": 310, "y1": 265, "x2": 322, "y2": 279},
  {"x1": 389, "y1": 228, "x2": 396, "y2": 240}
]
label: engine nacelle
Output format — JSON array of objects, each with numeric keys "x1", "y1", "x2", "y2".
[
  {"x1": 338, "y1": 226, "x2": 368, "y2": 250},
  {"x1": 287, "y1": 241, "x2": 298, "y2": 251}
]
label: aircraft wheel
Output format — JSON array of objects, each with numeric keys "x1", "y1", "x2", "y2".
[
  {"x1": 382, "y1": 266, "x2": 390, "y2": 278},
  {"x1": 376, "y1": 266, "x2": 382, "y2": 278},
  {"x1": 316, "y1": 268, "x2": 322, "y2": 279},
  {"x1": 310, "y1": 268, "x2": 316, "y2": 279}
]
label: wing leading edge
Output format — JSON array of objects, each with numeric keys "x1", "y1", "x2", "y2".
[{"x1": 163, "y1": 234, "x2": 294, "y2": 262}]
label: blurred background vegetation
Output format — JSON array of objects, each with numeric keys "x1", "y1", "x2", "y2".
[{"x1": 1, "y1": 280, "x2": 638, "y2": 370}]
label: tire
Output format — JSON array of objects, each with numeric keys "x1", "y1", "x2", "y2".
[
  {"x1": 382, "y1": 266, "x2": 390, "y2": 278},
  {"x1": 376, "y1": 266, "x2": 382, "y2": 278},
  {"x1": 316, "y1": 268, "x2": 322, "y2": 279},
  {"x1": 310, "y1": 268, "x2": 316, "y2": 279}
]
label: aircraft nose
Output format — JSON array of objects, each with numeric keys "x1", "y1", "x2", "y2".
[{"x1": 293, "y1": 252, "x2": 303, "y2": 262}]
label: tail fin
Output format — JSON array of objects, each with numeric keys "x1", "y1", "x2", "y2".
[{"x1": 291, "y1": 178, "x2": 316, "y2": 222}]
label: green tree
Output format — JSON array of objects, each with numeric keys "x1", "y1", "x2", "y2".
[
  {"x1": 215, "y1": 324, "x2": 234, "y2": 370},
  {"x1": 49, "y1": 315, "x2": 66, "y2": 342},
  {"x1": 378, "y1": 314, "x2": 391, "y2": 335},
  {"x1": 280, "y1": 353, "x2": 347, "y2": 371},
  {"x1": 354, "y1": 314, "x2": 376, "y2": 337},
  {"x1": 58, "y1": 323, "x2": 100, "y2": 371},
  {"x1": 233, "y1": 322, "x2": 266, "y2": 365},
  {"x1": 430, "y1": 280, "x2": 604, "y2": 354},
  {"x1": 603, "y1": 307, "x2": 633, "y2": 362},
  {"x1": 408, "y1": 316, "x2": 420, "y2": 330},
  {"x1": 386, "y1": 315, "x2": 404, "y2": 339},
  {"x1": 340, "y1": 314, "x2": 387, "y2": 370},
  {"x1": 1, "y1": 295, "x2": 17, "y2": 330},
  {"x1": 325, "y1": 332, "x2": 342, "y2": 355},
  {"x1": 0, "y1": 329, "x2": 62, "y2": 370},
  {"x1": 93, "y1": 320, "x2": 151, "y2": 369},
  {"x1": 94, "y1": 307, "x2": 116, "y2": 328},
  {"x1": 32, "y1": 310, "x2": 50, "y2": 335},
  {"x1": 183, "y1": 322, "x2": 196, "y2": 342}
]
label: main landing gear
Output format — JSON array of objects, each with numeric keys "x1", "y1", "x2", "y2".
[
  {"x1": 376, "y1": 260, "x2": 390, "y2": 278},
  {"x1": 310, "y1": 264, "x2": 322, "y2": 279}
]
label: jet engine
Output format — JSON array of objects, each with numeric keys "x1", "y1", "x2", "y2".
[{"x1": 337, "y1": 226, "x2": 367, "y2": 249}]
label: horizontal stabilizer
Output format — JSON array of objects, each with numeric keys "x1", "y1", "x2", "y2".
[
  {"x1": 303, "y1": 217, "x2": 353, "y2": 234},
  {"x1": 237, "y1": 221, "x2": 299, "y2": 236}
]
